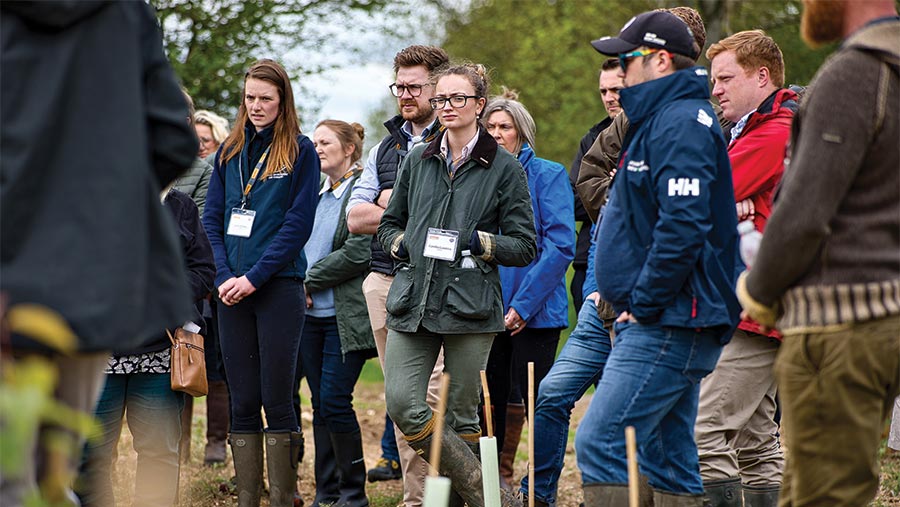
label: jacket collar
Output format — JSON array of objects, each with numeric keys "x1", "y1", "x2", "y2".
[
  {"x1": 517, "y1": 143, "x2": 535, "y2": 168},
  {"x1": 736, "y1": 88, "x2": 799, "y2": 141},
  {"x1": 384, "y1": 114, "x2": 443, "y2": 148},
  {"x1": 843, "y1": 17, "x2": 900, "y2": 61},
  {"x1": 243, "y1": 122, "x2": 275, "y2": 145},
  {"x1": 422, "y1": 127, "x2": 498, "y2": 169},
  {"x1": 619, "y1": 66, "x2": 711, "y2": 125},
  {"x1": 756, "y1": 88, "x2": 799, "y2": 116}
]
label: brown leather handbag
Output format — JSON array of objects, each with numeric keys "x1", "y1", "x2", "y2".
[{"x1": 167, "y1": 328, "x2": 208, "y2": 397}]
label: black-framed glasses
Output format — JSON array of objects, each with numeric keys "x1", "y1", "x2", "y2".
[
  {"x1": 429, "y1": 95, "x2": 481, "y2": 110},
  {"x1": 617, "y1": 48, "x2": 662, "y2": 72},
  {"x1": 389, "y1": 83, "x2": 431, "y2": 97}
]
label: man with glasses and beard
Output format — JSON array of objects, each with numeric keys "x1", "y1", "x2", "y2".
[
  {"x1": 738, "y1": 1, "x2": 899, "y2": 505},
  {"x1": 345, "y1": 45, "x2": 449, "y2": 507}
]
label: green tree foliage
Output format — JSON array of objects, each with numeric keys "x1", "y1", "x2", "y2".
[
  {"x1": 441, "y1": 0, "x2": 833, "y2": 169},
  {"x1": 153, "y1": 0, "x2": 391, "y2": 118}
]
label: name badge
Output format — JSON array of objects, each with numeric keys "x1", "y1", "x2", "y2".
[
  {"x1": 423, "y1": 228, "x2": 459, "y2": 262},
  {"x1": 227, "y1": 208, "x2": 256, "y2": 238}
]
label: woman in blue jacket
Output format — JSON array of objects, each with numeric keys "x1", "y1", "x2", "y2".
[
  {"x1": 482, "y1": 91, "x2": 575, "y2": 466},
  {"x1": 202, "y1": 59, "x2": 320, "y2": 507}
]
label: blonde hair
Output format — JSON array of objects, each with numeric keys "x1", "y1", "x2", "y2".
[
  {"x1": 316, "y1": 120, "x2": 366, "y2": 166},
  {"x1": 194, "y1": 110, "x2": 230, "y2": 145},
  {"x1": 707, "y1": 30, "x2": 785, "y2": 87}
]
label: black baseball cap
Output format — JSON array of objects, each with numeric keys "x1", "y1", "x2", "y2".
[{"x1": 591, "y1": 11, "x2": 698, "y2": 59}]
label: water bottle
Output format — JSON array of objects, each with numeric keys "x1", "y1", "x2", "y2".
[
  {"x1": 738, "y1": 220, "x2": 762, "y2": 267},
  {"x1": 460, "y1": 249, "x2": 476, "y2": 269}
]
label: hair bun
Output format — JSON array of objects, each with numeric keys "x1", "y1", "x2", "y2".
[
  {"x1": 499, "y1": 86, "x2": 519, "y2": 101},
  {"x1": 351, "y1": 122, "x2": 365, "y2": 141}
]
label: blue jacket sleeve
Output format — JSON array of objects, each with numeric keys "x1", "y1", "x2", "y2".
[
  {"x1": 508, "y1": 160, "x2": 576, "y2": 322},
  {"x1": 245, "y1": 136, "x2": 321, "y2": 288},
  {"x1": 629, "y1": 111, "x2": 720, "y2": 323},
  {"x1": 201, "y1": 148, "x2": 235, "y2": 289},
  {"x1": 583, "y1": 223, "x2": 598, "y2": 299}
]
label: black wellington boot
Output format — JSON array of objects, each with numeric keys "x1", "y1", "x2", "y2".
[
  {"x1": 703, "y1": 476, "x2": 742, "y2": 507},
  {"x1": 330, "y1": 430, "x2": 369, "y2": 507},
  {"x1": 311, "y1": 424, "x2": 340, "y2": 506},
  {"x1": 743, "y1": 483, "x2": 779, "y2": 507}
]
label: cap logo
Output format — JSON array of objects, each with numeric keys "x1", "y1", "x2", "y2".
[
  {"x1": 643, "y1": 32, "x2": 667, "y2": 45},
  {"x1": 620, "y1": 16, "x2": 637, "y2": 34}
]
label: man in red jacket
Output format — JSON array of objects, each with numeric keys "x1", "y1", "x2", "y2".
[{"x1": 694, "y1": 30, "x2": 798, "y2": 507}]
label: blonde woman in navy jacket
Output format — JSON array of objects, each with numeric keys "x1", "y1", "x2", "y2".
[{"x1": 202, "y1": 59, "x2": 320, "y2": 507}]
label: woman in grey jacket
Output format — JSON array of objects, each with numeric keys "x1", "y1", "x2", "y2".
[{"x1": 378, "y1": 63, "x2": 535, "y2": 507}]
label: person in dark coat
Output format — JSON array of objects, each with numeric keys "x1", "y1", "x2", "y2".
[
  {"x1": 0, "y1": 1, "x2": 197, "y2": 504},
  {"x1": 76, "y1": 189, "x2": 215, "y2": 507}
]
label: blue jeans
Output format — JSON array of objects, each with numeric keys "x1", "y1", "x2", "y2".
[
  {"x1": 299, "y1": 315, "x2": 368, "y2": 434},
  {"x1": 77, "y1": 372, "x2": 184, "y2": 507},
  {"x1": 575, "y1": 321, "x2": 723, "y2": 494},
  {"x1": 381, "y1": 414, "x2": 400, "y2": 462},
  {"x1": 520, "y1": 299, "x2": 610, "y2": 506},
  {"x1": 218, "y1": 277, "x2": 305, "y2": 432}
]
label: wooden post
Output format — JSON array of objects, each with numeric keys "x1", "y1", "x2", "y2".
[
  {"x1": 528, "y1": 362, "x2": 535, "y2": 507},
  {"x1": 423, "y1": 375, "x2": 452, "y2": 507},
  {"x1": 626, "y1": 426, "x2": 639, "y2": 507},
  {"x1": 429, "y1": 374, "x2": 451, "y2": 476},
  {"x1": 480, "y1": 370, "x2": 493, "y2": 438}
]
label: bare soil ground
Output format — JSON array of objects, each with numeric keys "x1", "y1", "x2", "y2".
[{"x1": 107, "y1": 380, "x2": 899, "y2": 506}]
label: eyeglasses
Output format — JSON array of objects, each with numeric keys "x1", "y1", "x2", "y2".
[
  {"x1": 617, "y1": 48, "x2": 663, "y2": 72},
  {"x1": 429, "y1": 95, "x2": 481, "y2": 110},
  {"x1": 389, "y1": 83, "x2": 431, "y2": 97}
]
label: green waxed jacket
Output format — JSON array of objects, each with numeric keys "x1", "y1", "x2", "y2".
[
  {"x1": 304, "y1": 172, "x2": 376, "y2": 355},
  {"x1": 377, "y1": 128, "x2": 537, "y2": 335}
]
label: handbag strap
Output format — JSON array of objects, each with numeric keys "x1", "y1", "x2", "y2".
[{"x1": 166, "y1": 329, "x2": 177, "y2": 346}]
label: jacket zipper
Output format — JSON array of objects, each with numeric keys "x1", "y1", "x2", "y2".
[{"x1": 417, "y1": 154, "x2": 459, "y2": 321}]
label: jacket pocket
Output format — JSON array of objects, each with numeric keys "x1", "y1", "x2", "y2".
[
  {"x1": 386, "y1": 266, "x2": 416, "y2": 316},
  {"x1": 445, "y1": 267, "x2": 493, "y2": 320}
]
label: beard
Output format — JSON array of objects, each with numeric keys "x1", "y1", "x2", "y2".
[
  {"x1": 801, "y1": 0, "x2": 845, "y2": 47},
  {"x1": 400, "y1": 100, "x2": 433, "y2": 125}
]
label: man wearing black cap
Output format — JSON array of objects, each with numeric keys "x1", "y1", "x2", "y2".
[{"x1": 573, "y1": 11, "x2": 742, "y2": 506}]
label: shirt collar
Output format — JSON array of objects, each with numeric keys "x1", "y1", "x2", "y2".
[
  {"x1": 439, "y1": 129, "x2": 480, "y2": 171},
  {"x1": 319, "y1": 164, "x2": 360, "y2": 198},
  {"x1": 730, "y1": 108, "x2": 757, "y2": 141},
  {"x1": 400, "y1": 118, "x2": 439, "y2": 146}
]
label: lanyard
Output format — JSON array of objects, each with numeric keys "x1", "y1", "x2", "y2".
[
  {"x1": 240, "y1": 145, "x2": 272, "y2": 207},
  {"x1": 328, "y1": 166, "x2": 361, "y2": 193}
]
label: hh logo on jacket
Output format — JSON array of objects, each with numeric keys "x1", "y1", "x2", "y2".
[{"x1": 668, "y1": 178, "x2": 700, "y2": 196}]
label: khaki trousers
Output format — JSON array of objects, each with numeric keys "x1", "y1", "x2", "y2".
[
  {"x1": 363, "y1": 271, "x2": 444, "y2": 507},
  {"x1": 695, "y1": 329, "x2": 784, "y2": 485},
  {"x1": 775, "y1": 316, "x2": 900, "y2": 507}
]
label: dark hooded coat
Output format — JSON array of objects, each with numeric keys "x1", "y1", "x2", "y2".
[{"x1": 1, "y1": 1, "x2": 198, "y2": 352}]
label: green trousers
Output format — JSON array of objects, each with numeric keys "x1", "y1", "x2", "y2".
[
  {"x1": 384, "y1": 328, "x2": 494, "y2": 438},
  {"x1": 776, "y1": 316, "x2": 900, "y2": 507}
]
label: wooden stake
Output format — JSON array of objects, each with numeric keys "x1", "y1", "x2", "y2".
[
  {"x1": 626, "y1": 426, "x2": 638, "y2": 507},
  {"x1": 528, "y1": 361, "x2": 535, "y2": 507},
  {"x1": 480, "y1": 370, "x2": 493, "y2": 438},
  {"x1": 429, "y1": 374, "x2": 451, "y2": 477}
]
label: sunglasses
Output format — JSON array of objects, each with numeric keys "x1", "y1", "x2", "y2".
[{"x1": 617, "y1": 48, "x2": 666, "y2": 72}]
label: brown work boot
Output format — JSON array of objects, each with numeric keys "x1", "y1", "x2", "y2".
[
  {"x1": 204, "y1": 380, "x2": 230, "y2": 465},
  {"x1": 500, "y1": 402, "x2": 526, "y2": 490}
]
